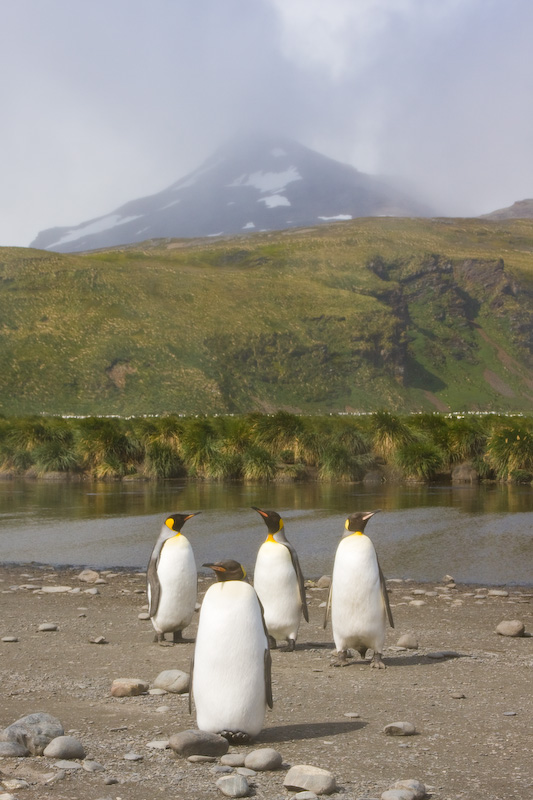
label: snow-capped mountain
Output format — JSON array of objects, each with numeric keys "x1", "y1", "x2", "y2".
[{"x1": 30, "y1": 136, "x2": 433, "y2": 253}]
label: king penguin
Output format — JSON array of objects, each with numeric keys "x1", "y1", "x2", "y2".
[
  {"x1": 252, "y1": 506, "x2": 309, "y2": 651},
  {"x1": 325, "y1": 510, "x2": 394, "y2": 668},
  {"x1": 191, "y1": 559, "x2": 273, "y2": 743},
  {"x1": 146, "y1": 511, "x2": 199, "y2": 645}
]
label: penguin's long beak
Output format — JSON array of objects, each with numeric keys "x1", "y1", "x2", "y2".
[
  {"x1": 363, "y1": 509, "x2": 381, "y2": 520},
  {"x1": 252, "y1": 506, "x2": 268, "y2": 518},
  {"x1": 202, "y1": 562, "x2": 225, "y2": 572}
]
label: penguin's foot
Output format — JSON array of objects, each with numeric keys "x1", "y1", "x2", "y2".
[
  {"x1": 219, "y1": 730, "x2": 251, "y2": 744},
  {"x1": 331, "y1": 649, "x2": 353, "y2": 667},
  {"x1": 268, "y1": 635, "x2": 277, "y2": 650},
  {"x1": 172, "y1": 631, "x2": 193, "y2": 644},
  {"x1": 153, "y1": 633, "x2": 166, "y2": 644},
  {"x1": 370, "y1": 652, "x2": 387, "y2": 669},
  {"x1": 282, "y1": 638, "x2": 296, "y2": 652}
]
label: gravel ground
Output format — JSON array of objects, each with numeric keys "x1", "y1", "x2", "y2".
[{"x1": 0, "y1": 565, "x2": 532, "y2": 800}]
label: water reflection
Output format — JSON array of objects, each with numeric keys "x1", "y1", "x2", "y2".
[{"x1": 0, "y1": 479, "x2": 532, "y2": 585}]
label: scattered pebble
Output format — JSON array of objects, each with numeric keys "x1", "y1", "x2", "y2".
[
  {"x1": 1, "y1": 779, "x2": 30, "y2": 790},
  {"x1": 397, "y1": 633, "x2": 418, "y2": 649},
  {"x1": 53, "y1": 760, "x2": 84, "y2": 770},
  {"x1": 123, "y1": 752, "x2": 143, "y2": 761},
  {"x1": 316, "y1": 575, "x2": 331, "y2": 588},
  {"x1": 148, "y1": 688, "x2": 167, "y2": 696},
  {"x1": 82, "y1": 759, "x2": 105, "y2": 772},
  {"x1": 138, "y1": 612, "x2": 150, "y2": 620},
  {"x1": 284, "y1": 764, "x2": 337, "y2": 795},
  {"x1": 450, "y1": 692, "x2": 466, "y2": 699},
  {"x1": 146, "y1": 739, "x2": 170, "y2": 749},
  {"x1": 1, "y1": 636, "x2": 19, "y2": 643},
  {"x1": 409, "y1": 600, "x2": 426, "y2": 607},
  {"x1": 495, "y1": 619, "x2": 525, "y2": 637},
  {"x1": 188, "y1": 754, "x2": 217, "y2": 763},
  {"x1": 38, "y1": 623, "x2": 59, "y2": 632},
  {"x1": 40, "y1": 586, "x2": 72, "y2": 593},
  {"x1": 426, "y1": 651, "x2": 459, "y2": 659},
  {"x1": 488, "y1": 589, "x2": 509, "y2": 597},
  {"x1": 89, "y1": 636, "x2": 108, "y2": 644},
  {"x1": 110, "y1": 678, "x2": 149, "y2": 697},
  {"x1": 503, "y1": 711, "x2": 517, "y2": 716},
  {"x1": 384, "y1": 722, "x2": 417, "y2": 736}
]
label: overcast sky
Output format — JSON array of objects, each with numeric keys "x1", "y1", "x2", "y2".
[{"x1": 1, "y1": 0, "x2": 532, "y2": 247}]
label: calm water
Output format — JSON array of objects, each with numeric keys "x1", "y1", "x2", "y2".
[{"x1": 0, "y1": 479, "x2": 532, "y2": 585}]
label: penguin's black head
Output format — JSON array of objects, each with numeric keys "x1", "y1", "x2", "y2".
[
  {"x1": 344, "y1": 510, "x2": 380, "y2": 536},
  {"x1": 165, "y1": 511, "x2": 200, "y2": 533},
  {"x1": 203, "y1": 559, "x2": 246, "y2": 582},
  {"x1": 252, "y1": 506, "x2": 283, "y2": 535}
]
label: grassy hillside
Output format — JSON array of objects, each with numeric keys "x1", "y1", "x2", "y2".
[{"x1": 1, "y1": 217, "x2": 533, "y2": 415}]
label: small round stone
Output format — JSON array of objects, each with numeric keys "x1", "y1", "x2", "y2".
[
  {"x1": 284, "y1": 764, "x2": 337, "y2": 795},
  {"x1": 1, "y1": 636, "x2": 19, "y2": 643},
  {"x1": 495, "y1": 620, "x2": 525, "y2": 637},
  {"x1": 393, "y1": 779, "x2": 427, "y2": 799},
  {"x1": 215, "y1": 774, "x2": 250, "y2": 797},
  {"x1": 188, "y1": 754, "x2": 217, "y2": 763},
  {"x1": 43, "y1": 736, "x2": 86, "y2": 760},
  {"x1": 38, "y1": 623, "x2": 59, "y2": 632},
  {"x1": 396, "y1": 634, "x2": 418, "y2": 649},
  {"x1": 244, "y1": 747, "x2": 283, "y2": 771},
  {"x1": 221, "y1": 753, "x2": 246, "y2": 767},
  {"x1": 169, "y1": 729, "x2": 229, "y2": 758},
  {"x1": 153, "y1": 669, "x2": 190, "y2": 694}
]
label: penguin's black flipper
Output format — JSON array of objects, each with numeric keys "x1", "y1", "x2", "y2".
[
  {"x1": 188, "y1": 653, "x2": 194, "y2": 714},
  {"x1": 146, "y1": 546, "x2": 163, "y2": 617},
  {"x1": 323, "y1": 584, "x2": 332, "y2": 629},
  {"x1": 286, "y1": 543, "x2": 309, "y2": 623},
  {"x1": 378, "y1": 560, "x2": 394, "y2": 629},
  {"x1": 264, "y1": 648, "x2": 273, "y2": 709}
]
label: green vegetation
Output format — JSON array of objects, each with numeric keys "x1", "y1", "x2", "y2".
[
  {"x1": 2, "y1": 411, "x2": 533, "y2": 484},
  {"x1": 1, "y1": 217, "x2": 533, "y2": 416}
]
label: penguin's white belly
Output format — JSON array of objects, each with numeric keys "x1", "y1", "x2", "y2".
[
  {"x1": 193, "y1": 582, "x2": 268, "y2": 737},
  {"x1": 151, "y1": 536, "x2": 197, "y2": 634},
  {"x1": 331, "y1": 535, "x2": 386, "y2": 654},
  {"x1": 254, "y1": 541, "x2": 301, "y2": 641}
]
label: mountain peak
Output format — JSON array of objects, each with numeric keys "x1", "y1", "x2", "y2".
[{"x1": 30, "y1": 136, "x2": 433, "y2": 253}]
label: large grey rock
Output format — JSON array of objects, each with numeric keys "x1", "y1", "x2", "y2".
[
  {"x1": 496, "y1": 619, "x2": 525, "y2": 637},
  {"x1": 216, "y1": 774, "x2": 250, "y2": 797},
  {"x1": 169, "y1": 729, "x2": 229, "y2": 758},
  {"x1": 43, "y1": 735, "x2": 86, "y2": 759},
  {"x1": 153, "y1": 669, "x2": 190, "y2": 694},
  {"x1": 244, "y1": 747, "x2": 282, "y2": 771},
  {"x1": 1, "y1": 713, "x2": 64, "y2": 755},
  {"x1": 284, "y1": 765, "x2": 337, "y2": 795},
  {"x1": 0, "y1": 741, "x2": 30, "y2": 757}
]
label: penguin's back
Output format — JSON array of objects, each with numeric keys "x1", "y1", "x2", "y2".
[
  {"x1": 254, "y1": 540, "x2": 301, "y2": 639},
  {"x1": 151, "y1": 534, "x2": 197, "y2": 634},
  {"x1": 193, "y1": 581, "x2": 268, "y2": 737}
]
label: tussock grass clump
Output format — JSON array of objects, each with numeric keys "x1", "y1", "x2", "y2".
[{"x1": 1, "y1": 411, "x2": 533, "y2": 484}]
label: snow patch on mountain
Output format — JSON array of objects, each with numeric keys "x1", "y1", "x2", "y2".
[
  {"x1": 318, "y1": 214, "x2": 352, "y2": 221},
  {"x1": 47, "y1": 214, "x2": 142, "y2": 249},
  {"x1": 258, "y1": 195, "x2": 291, "y2": 208},
  {"x1": 228, "y1": 167, "x2": 302, "y2": 193}
]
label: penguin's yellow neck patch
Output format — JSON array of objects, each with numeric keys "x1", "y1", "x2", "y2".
[{"x1": 266, "y1": 533, "x2": 276, "y2": 543}]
